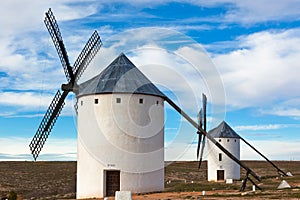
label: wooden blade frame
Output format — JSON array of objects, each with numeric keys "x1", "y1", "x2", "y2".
[
  {"x1": 198, "y1": 94, "x2": 207, "y2": 168},
  {"x1": 29, "y1": 90, "x2": 68, "y2": 160},
  {"x1": 202, "y1": 93, "x2": 207, "y2": 131},
  {"x1": 29, "y1": 8, "x2": 102, "y2": 160},
  {"x1": 73, "y1": 31, "x2": 102, "y2": 82},
  {"x1": 44, "y1": 8, "x2": 74, "y2": 82},
  {"x1": 196, "y1": 109, "x2": 202, "y2": 159}
]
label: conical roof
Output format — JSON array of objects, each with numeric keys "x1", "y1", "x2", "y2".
[
  {"x1": 208, "y1": 121, "x2": 240, "y2": 139},
  {"x1": 277, "y1": 180, "x2": 291, "y2": 189},
  {"x1": 78, "y1": 53, "x2": 166, "y2": 98}
]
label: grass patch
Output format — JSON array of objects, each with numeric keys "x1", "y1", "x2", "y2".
[
  {"x1": 165, "y1": 182, "x2": 240, "y2": 192},
  {"x1": 0, "y1": 160, "x2": 299, "y2": 199}
]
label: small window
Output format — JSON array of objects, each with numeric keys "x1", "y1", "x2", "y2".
[
  {"x1": 116, "y1": 98, "x2": 121, "y2": 103},
  {"x1": 219, "y1": 153, "x2": 222, "y2": 161},
  {"x1": 227, "y1": 139, "x2": 230, "y2": 142},
  {"x1": 156, "y1": 100, "x2": 159, "y2": 105},
  {"x1": 81, "y1": 101, "x2": 83, "y2": 106},
  {"x1": 139, "y1": 98, "x2": 143, "y2": 104},
  {"x1": 234, "y1": 139, "x2": 237, "y2": 142},
  {"x1": 94, "y1": 99, "x2": 98, "y2": 104},
  {"x1": 219, "y1": 139, "x2": 221, "y2": 142}
]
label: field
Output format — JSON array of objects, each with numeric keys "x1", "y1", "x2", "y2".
[{"x1": 0, "y1": 161, "x2": 299, "y2": 199}]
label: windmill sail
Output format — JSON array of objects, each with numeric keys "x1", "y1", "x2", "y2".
[
  {"x1": 74, "y1": 31, "x2": 102, "y2": 82},
  {"x1": 44, "y1": 8, "x2": 73, "y2": 82},
  {"x1": 198, "y1": 94, "x2": 207, "y2": 168},
  {"x1": 29, "y1": 8, "x2": 102, "y2": 160},
  {"x1": 196, "y1": 109, "x2": 202, "y2": 159},
  {"x1": 29, "y1": 90, "x2": 68, "y2": 160}
]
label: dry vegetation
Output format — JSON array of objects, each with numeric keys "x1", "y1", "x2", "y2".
[
  {"x1": 160, "y1": 161, "x2": 300, "y2": 200},
  {"x1": 0, "y1": 161, "x2": 76, "y2": 199},
  {"x1": 0, "y1": 161, "x2": 299, "y2": 199}
]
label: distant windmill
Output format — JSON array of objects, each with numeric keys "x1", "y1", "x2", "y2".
[
  {"x1": 205, "y1": 121, "x2": 288, "y2": 190},
  {"x1": 206, "y1": 121, "x2": 241, "y2": 182},
  {"x1": 194, "y1": 88, "x2": 287, "y2": 190},
  {"x1": 29, "y1": 8, "x2": 278, "y2": 199},
  {"x1": 196, "y1": 96, "x2": 287, "y2": 189}
]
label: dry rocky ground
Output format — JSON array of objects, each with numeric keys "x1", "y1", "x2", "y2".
[{"x1": 0, "y1": 161, "x2": 299, "y2": 199}]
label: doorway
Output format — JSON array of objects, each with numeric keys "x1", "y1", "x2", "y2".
[
  {"x1": 105, "y1": 170, "x2": 120, "y2": 196},
  {"x1": 217, "y1": 170, "x2": 224, "y2": 181}
]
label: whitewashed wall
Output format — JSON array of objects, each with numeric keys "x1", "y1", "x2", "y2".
[
  {"x1": 207, "y1": 137, "x2": 240, "y2": 181},
  {"x1": 77, "y1": 93, "x2": 164, "y2": 199}
]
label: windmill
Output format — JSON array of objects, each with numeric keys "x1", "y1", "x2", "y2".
[
  {"x1": 164, "y1": 97, "x2": 262, "y2": 183},
  {"x1": 29, "y1": 10, "x2": 261, "y2": 199},
  {"x1": 197, "y1": 95, "x2": 287, "y2": 188},
  {"x1": 206, "y1": 120, "x2": 288, "y2": 190},
  {"x1": 206, "y1": 121, "x2": 242, "y2": 182},
  {"x1": 29, "y1": 8, "x2": 280, "y2": 199},
  {"x1": 29, "y1": 8, "x2": 102, "y2": 160}
]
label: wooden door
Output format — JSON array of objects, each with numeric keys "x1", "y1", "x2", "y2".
[
  {"x1": 217, "y1": 170, "x2": 224, "y2": 181},
  {"x1": 106, "y1": 170, "x2": 120, "y2": 196}
]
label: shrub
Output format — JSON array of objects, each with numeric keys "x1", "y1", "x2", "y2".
[{"x1": 8, "y1": 191, "x2": 17, "y2": 200}]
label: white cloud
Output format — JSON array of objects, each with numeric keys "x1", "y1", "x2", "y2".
[
  {"x1": 213, "y1": 28, "x2": 300, "y2": 111},
  {"x1": 224, "y1": 0, "x2": 300, "y2": 24},
  {"x1": 0, "y1": 2, "x2": 100, "y2": 91},
  {"x1": 240, "y1": 140, "x2": 300, "y2": 160},
  {"x1": 259, "y1": 98, "x2": 300, "y2": 118},
  {"x1": 170, "y1": 25, "x2": 213, "y2": 32},
  {"x1": 0, "y1": 92, "x2": 52, "y2": 108},
  {"x1": 165, "y1": 142, "x2": 196, "y2": 161},
  {"x1": 80, "y1": 0, "x2": 300, "y2": 25},
  {"x1": 1, "y1": 1, "x2": 298, "y2": 43},
  {"x1": 97, "y1": 0, "x2": 300, "y2": 25},
  {"x1": 166, "y1": 138, "x2": 300, "y2": 161},
  {"x1": 0, "y1": 1, "x2": 98, "y2": 36},
  {"x1": 0, "y1": 136, "x2": 77, "y2": 161},
  {"x1": 85, "y1": 27, "x2": 224, "y2": 112},
  {"x1": 1, "y1": 136, "x2": 299, "y2": 161},
  {"x1": 234, "y1": 124, "x2": 284, "y2": 131},
  {"x1": 263, "y1": 108, "x2": 300, "y2": 118},
  {"x1": 1, "y1": 1, "x2": 299, "y2": 118},
  {"x1": 0, "y1": 1, "x2": 101, "y2": 118},
  {"x1": 182, "y1": 0, "x2": 300, "y2": 25},
  {"x1": 0, "y1": 91, "x2": 76, "y2": 117}
]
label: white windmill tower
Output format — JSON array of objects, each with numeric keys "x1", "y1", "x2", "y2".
[
  {"x1": 76, "y1": 53, "x2": 165, "y2": 198},
  {"x1": 206, "y1": 121, "x2": 240, "y2": 181}
]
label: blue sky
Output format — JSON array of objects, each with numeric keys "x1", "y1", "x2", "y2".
[{"x1": 0, "y1": 0, "x2": 300, "y2": 161}]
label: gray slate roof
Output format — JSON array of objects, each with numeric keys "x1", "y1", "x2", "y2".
[
  {"x1": 208, "y1": 121, "x2": 240, "y2": 139},
  {"x1": 78, "y1": 53, "x2": 166, "y2": 98}
]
